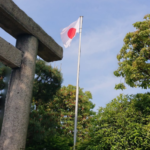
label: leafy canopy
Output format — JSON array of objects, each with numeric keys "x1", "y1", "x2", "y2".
[
  {"x1": 78, "y1": 93, "x2": 150, "y2": 150},
  {"x1": 46, "y1": 85, "x2": 95, "y2": 140},
  {"x1": 114, "y1": 14, "x2": 150, "y2": 89},
  {"x1": 26, "y1": 59, "x2": 63, "y2": 149},
  {"x1": 26, "y1": 60, "x2": 96, "y2": 150}
]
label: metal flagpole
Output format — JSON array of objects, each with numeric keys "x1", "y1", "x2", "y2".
[{"x1": 73, "y1": 16, "x2": 83, "y2": 150}]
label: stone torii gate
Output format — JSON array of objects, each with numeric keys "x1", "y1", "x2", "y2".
[{"x1": 0, "y1": 0, "x2": 63, "y2": 150}]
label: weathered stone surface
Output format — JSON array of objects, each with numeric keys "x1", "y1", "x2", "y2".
[
  {"x1": 0, "y1": 37, "x2": 22, "y2": 68},
  {"x1": 0, "y1": 0, "x2": 63, "y2": 62},
  {"x1": 0, "y1": 35, "x2": 38, "y2": 150}
]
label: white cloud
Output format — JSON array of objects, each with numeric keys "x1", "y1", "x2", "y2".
[{"x1": 87, "y1": 76, "x2": 117, "y2": 93}]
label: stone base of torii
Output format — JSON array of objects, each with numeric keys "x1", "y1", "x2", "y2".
[{"x1": 0, "y1": 0, "x2": 63, "y2": 150}]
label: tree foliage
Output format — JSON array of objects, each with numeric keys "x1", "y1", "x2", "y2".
[
  {"x1": 27, "y1": 84, "x2": 95, "y2": 150},
  {"x1": 33, "y1": 60, "x2": 63, "y2": 104},
  {"x1": 0, "y1": 62, "x2": 11, "y2": 90},
  {"x1": 26, "y1": 59, "x2": 63, "y2": 149},
  {"x1": 0, "y1": 62, "x2": 11, "y2": 131},
  {"x1": 78, "y1": 93, "x2": 150, "y2": 150},
  {"x1": 47, "y1": 85, "x2": 95, "y2": 139},
  {"x1": 114, "y1": 14, "x2": 150, "y2": 89},
  {"x1": 26, "y1": 60, "x2": 95, "y2": 149}
]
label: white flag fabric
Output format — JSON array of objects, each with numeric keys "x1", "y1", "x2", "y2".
[{"x1": 61, "y1": 18, "x2": 80, "y2": 48}]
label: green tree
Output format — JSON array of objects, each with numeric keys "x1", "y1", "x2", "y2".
[
  {"x1": 26, "y1": 60, "x2": 96, "y2": 150},
  {"x1": 78, "y1": 93, "x2": 150, "y2": 150},
  {"x1": 33, "y1": 59, "x2": 63, "y2": 104},
  {"x1": 28, "y1": 85, "x2": 96, "y2": 150},
  {"x1": 0, "y1": 62, "x2": 11, "y2": 131},
  {"x1": 26, "y1": 59, "x2": 63, "y2": 149},
  {"x1": 46, "y1": 85, "x2": 95, "y2": 140},
  {"x1": 114, "y1": 14, "x2": 150, "y2": 89},
  {"x1": 0, "y1": 62, "x2": 11, "y2": 92}
]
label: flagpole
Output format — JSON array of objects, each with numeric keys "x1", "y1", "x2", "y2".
[{"x1": 73, "y1": 16, "x2": 83, "y2": 150}]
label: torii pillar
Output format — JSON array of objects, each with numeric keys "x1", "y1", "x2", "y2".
[{"x1": 0, "y1": 0, "x2": 63, "y2": 150}]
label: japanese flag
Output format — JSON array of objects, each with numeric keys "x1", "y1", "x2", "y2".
[{"x1": 61, "y1": 18, "x2": 80, "y2": 48}]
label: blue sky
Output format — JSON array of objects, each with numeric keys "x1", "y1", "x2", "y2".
[{"x1": 1, "y1": 0, "x2": 150, "y2": 112}]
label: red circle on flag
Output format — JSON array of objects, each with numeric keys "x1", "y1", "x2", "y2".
[{"x1": 67, "y1": 28, "x2": 76, "y2": 39}]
